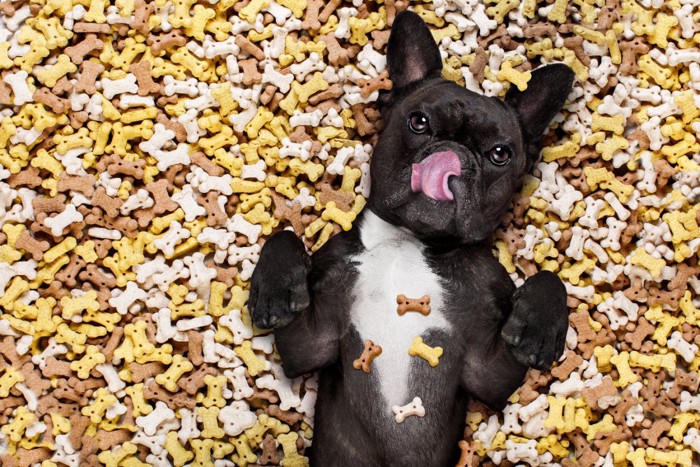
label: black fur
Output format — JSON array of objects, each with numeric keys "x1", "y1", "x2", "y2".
[{"x1": 249, "y1": 10, "x2": 574, "y2": 466}]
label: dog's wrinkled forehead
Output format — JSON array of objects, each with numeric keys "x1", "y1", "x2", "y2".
[{"x1": 395, "y1": 81, "x2": 522, "y2": 144}]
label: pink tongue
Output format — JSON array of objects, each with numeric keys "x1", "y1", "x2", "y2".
[{"x1": 411, "y1": 151, "x2": 461, "y2": 201}]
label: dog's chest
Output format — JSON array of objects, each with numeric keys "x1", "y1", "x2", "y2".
[{"x1": 349, "y1": 211, "x2": 452, "y2": 408}]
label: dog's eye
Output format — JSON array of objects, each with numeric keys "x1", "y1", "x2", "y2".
[
  {"x1": 408, "y1": 112, "x2": 430, "y2": 134},
  {"x1": 488, "y1": 145, "x2": 512, "y2": 166}
]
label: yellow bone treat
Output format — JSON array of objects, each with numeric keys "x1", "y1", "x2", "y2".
[
  {"x1": 408, "y1": 336, "x2": 443, "y2": 367},
  {"x1": 234, "y1": 340, "x2": 268, "y2": 377},
  {"x1": 155, "y1": 355, "x2": 194, "y2": 392}
]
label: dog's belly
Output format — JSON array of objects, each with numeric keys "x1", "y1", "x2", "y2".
[{"x1": 349, "y1": 211, "x2": 452, "y2": 410}]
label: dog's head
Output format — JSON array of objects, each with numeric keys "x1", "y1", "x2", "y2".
[{"x1": 369, "y1": 11, "x2": 575, "y2": 244}]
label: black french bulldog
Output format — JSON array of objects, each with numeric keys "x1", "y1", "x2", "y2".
[{"x1": 249, "y1": 11, "x2": 573, "y2": 466}]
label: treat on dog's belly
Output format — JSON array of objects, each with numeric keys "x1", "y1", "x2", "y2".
[{"x1": 349, "y1": 211, "x2": 451, "y2": 407}]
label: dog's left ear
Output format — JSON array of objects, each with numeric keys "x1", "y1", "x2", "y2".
[
  {"x1": 505, "y1": 63, "x2": 574, "y2": 143},
  {"x1": 386, "y1": 10, "x2": 443, "y2": 90}
]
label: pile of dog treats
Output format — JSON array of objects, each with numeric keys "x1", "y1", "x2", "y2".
[{"x1": 0, "y1": 0, "x2": 698, "y2": 464}]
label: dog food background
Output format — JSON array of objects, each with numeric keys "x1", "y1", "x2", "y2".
[{"x1": 0, "y1": 0, "x2": 698, "y2": 465}]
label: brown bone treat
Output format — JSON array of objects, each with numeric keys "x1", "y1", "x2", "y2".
[
  {"x1": 623, "y1": 316, "x2": 654, "y2": 351},
  {"x1": 469, "y1": 47, "x2": 488, "y2": 83},
  {"x1": 353, "y1": 339, "x2": 383, "y2": 373},
  {"x1": 259, "y1": 84, "x2": 277, "y2": 105},
  {"x1": 646, "y1": 287, "x2": 683, "y2": 310},
  {"x1": 645, "y1": 392, "x2": 678, "y2": 418},
  {"x1": 308, "y1": 83, "x2": 343, "y2": 106},
  {"x1": 75, "y1": 61, "x2": 105, "y2": 94},
  {"x1": 187, "y1": 330, "x2": 204, "y2": 366},
  {"x1": 53, "y1": 380, "x2": 86, "y2": 403},
  {"x1": 239, "y1": 58, "x2": 263, "y2": 85},
  {"x1": 566, "y1": 430, "x2": 600, "y2": 465},
  {"x1": 235, "y1": 35, "x2": 265, "y2": 61},
  {"x1": 563, "y1": 35, "x2": 589, "y2": 66},
  {"x1": 177, "y1": 364, "x2": 216, "y2": 395},
  {"x1": 578, "y1": 328, "x2": 616, "y2": 359},
  {"x1": 268, "y1": 404, "x2": 303, "y2": 425},
  {"x1": 92, "y1": 186, "x2": 123, "y2": 218},
  {"x1": 318, "y1": 182, "x2": 353, "y2": 212},
  {"x1": 639, "y1": 370, "x2": 666, "y2": 400},
  {"x1": 79, "y1": 263, "x2": 118, "y2": 289},
  {"x1": 102, "y1": 326, "x2": 124, "y2": 362},
  {"x1": 73, "y1": 22, "x2": 111, "y2": 33},
  {"x1": 205, "y1": 259, "x2": 238, "y2": 287},
  {"x1": 68, "y1": 414, "x2": 91, "y2": 451},
  {"x1": 57, "y1": 173, "x2": 96, "y2": 197},
  {"x1": 627, "y1": 128, "x2": 650, "y2": 150},
  {"x1": 34, "y1": 88, "x2": 70, "y2": 113},
  {"x1": 145, "y1": 380, "x2": 196, "y2": 410},
  {"x1": 198, "y1": 191, "x2": 228, "y2": 227},
  {"x1": 608, "y1": 390, "x2": 637, "y2": 426},
  {"x1": 351, "y1": 103, "x2": 375, "y2": 137},
  {"x1": 259, "y1": 434, "x2": 281, "y2": 465},
  {"x1": 97, "y1": 429, "x2": 133, "y2": 452},
  {"x1": 250, "y1": 386, "x2": 280, "y2": 407},
  {"x1": 0, "y1": 2, "x2": 15, "y2": 15},
  {"x1": 191, "y1": 151, "x2": 224, "y2": 176},
  {"x1": 357, "y1": 70, "x2": 392, "y2": 99},
  {"x1": 146, "y1": 179, "x2": 179, "y2": 214},
  {"x1": 597, "y1": 5, "x2": 618, "y2": 31},
  {"x1": 668, "y1": 369, "x2": 699, "y2": 401},
  {"x1": 522, "y1": 23, "x2": 557, "y2": 38},
  {"x1": 568, "y1": 308, "x2": 597, "y2": 342},
  {"x1": 130, "y1": 0, "x2": 155, "y2": 35},
  {"x1": 321, "y1": 34, "x2": 349, "y2": 67},
  {"x1": 49, "y1": 76, "x2": 72, "y2": 98},
  {"x1": 32, "y1": 194, "x2": 67, "y2": 215},
  {"x1": 65, "y1": 34, "x2": 104, "y2": 65},
  {"x1": 147, "y1": 30, "x2": 187, "y2": 54},
  {"x1": 593, "y1": 428, "x2": 631, "y2": 456},
  {"x1": 396, "y1": 294, "x2": 431, "y2": 316},
  {"x1": 14, "y1": 448, "x2": 52, "y2": 467},
  {"x1": 640, "y1": 418, "x2": 671, "y2": 447},
  {"x1": 7, "y1": 166, "x2": 41, "y2": 189},
  {"x1": 455, "y1": 440, "x2": 478, "y2": 467},
  {"x1": 69, "y1": 110, "x2": 89, "y2": 129},
  {"x1": 653, "y1": 159, "x2": 676, "y2": 187},
  {"x1": 0, "y1": 337, "x2": 22, "y2": 367},
  {"x1": 581, "y1": 375, "x2": 617, "y2": 410},
  {"x1": 318, "y1": 0, "x2": 342, "y2": 22},
  {"x1": 129, "y1": 362, "x2": 167, "y2": 384},
  {"x1": 15, "y1": 230, "x2": 50, "y2": 261},
  {"x1": 669, "y1": 262, "x2": 700, "y2": 291},
  {"x1": 619, "y1": 37, "x2": 649, "y2": 75},
  {"x1": 551, "y1": 351, "x2": 583, "y2": 380},
  {"x1": 302, "y1": 0, "x2": 323, "y2": 31},
  {"x1": 55, "y1": 254, "x2": 86, "y2": 288},
  {"x1": 129, "y1": 60, "x2": 162, "y2": 96},
  {"x1": 156, "y1": 112, "x2": 188, "y2": 143}
]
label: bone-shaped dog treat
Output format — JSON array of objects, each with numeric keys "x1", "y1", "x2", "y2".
[
  {"x1": 352, "y1": 339, "x2": 382, "y2": 373},
  {"x1": 392, "y1": 397, "x2": 426, "y2": 423},
  {"x1": 408, "y1": 336, "x2": 443, "y2": 367},
  {"x1": 396, "y1": 294, "x2": 431, "y2": 316}
]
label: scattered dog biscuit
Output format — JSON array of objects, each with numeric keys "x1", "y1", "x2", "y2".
[
  {"x1": 396, "y1": 294, "x2": 431, "y2": 316},
  {"x1": 353, "y1": 339, "x2": 383, "y2": 373}
]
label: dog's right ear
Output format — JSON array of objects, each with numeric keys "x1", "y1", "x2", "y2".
[{"x1": 386, "y1": 10, "x2": 443, "y2": 90}]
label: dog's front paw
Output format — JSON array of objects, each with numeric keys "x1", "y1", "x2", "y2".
[
  {"x1": 249, "y1": 231, "x2": 311, "y2": 329},
  {"x1": 501, "y1": 271, "x2": 568, "y2": 370}
]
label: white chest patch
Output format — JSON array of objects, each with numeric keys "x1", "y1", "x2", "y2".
[{"x1": 349, "y1": 211, "x2": 452, "y2": 408}]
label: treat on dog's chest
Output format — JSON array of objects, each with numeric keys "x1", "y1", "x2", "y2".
[
  {"x1": 396, "y1": 294, "x2": 431, "y2": 316},
  {"x1": 353, "y1": 339, "x2": 383, "y2": 373},
  {"x1": 392, "y1": 397, "x2": 426, "y2": 423},
  {"x1": 408, "y1": 336, "x2": 443, "y2": 367}
]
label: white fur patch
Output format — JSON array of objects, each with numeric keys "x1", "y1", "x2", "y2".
[{"x1": 350, "y1": 210, "x2": 451, "y2": 410}]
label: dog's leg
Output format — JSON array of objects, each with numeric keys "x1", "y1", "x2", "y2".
[
  {"x1": 249, "y1": 230, "x2": 343, "y2": 378},
  {"x1": 461, "y1": 270, "x2": 568, "y2": 410}
]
